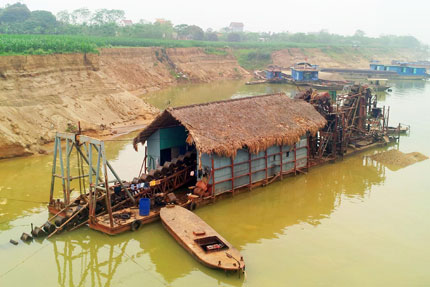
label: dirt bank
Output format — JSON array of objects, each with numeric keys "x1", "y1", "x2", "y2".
[
  {"x1": 0, "y1": 47, "x2": 249, "y2": 159},
  {"x1": 271, "y1": 47, "x2": 427, "y2": 69}
]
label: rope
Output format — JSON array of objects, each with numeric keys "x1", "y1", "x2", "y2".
[
  {"x1": 100, "y1": 238, "x2": 167, "y2": 286},
  {"x1": 0, "y1": 243, "x2": 49, "y2": 279}
]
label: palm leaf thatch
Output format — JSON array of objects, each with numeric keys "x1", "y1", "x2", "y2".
[{"x1": 134, "y1": 93, "x2": 326, "y2": 158}]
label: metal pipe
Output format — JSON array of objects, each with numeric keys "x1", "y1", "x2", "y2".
[{"x1": 49, "y1": 137, "x2": 58, "y2": 203}]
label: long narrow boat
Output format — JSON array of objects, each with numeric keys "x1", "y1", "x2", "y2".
[{"x1": 160, "y1": 205, "x2": 245, "y2": 272}]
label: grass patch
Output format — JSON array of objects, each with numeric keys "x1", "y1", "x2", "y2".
[
  {"x1": 233, "y1": 48, "x2": 274, "y2": 70},
  {"x1": 203, "y1": 47, "x2": 228, "y2": 56}
]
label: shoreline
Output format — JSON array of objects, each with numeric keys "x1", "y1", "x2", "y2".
[{"x1": 0, "y1": 117, "x2": 152, "y2": 162}]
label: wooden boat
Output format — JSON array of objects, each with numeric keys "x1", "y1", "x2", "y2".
[
  {"x1": 387, "y1": 125, "x2": 409, "y2": 134},
  {"x1": 283, "y1": 78, "x2": 349, "y2": 90},
  {"x1": 160, "y1": 205, "x2": 245, "y2": 272},
  {"x1": 245, "y1": 79, "x2": 268, "y2": 85},
  {"x1": 367, "y1": 78, "x2": 390, "y2": 91},
  {"x1": 305, "y1": 82, "x2": 346, "y2": 90}
]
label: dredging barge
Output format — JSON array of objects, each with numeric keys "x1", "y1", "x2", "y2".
[{"x1": 26, "y1": 84, "x2": 400, "y2": 239}]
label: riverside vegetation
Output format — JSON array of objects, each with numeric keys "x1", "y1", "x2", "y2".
[{"x1": 0, "y1": 2, "x2": 428, "y2": 62}]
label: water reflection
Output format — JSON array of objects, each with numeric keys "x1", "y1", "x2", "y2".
[
  {"x1": 391, "y1": 80, "x2": 426, "y2": 90},
  {"x1": 200, "y1": 154, "x2": 386, "y2": 246},
  {"x1": 49, "y1": 152, "x2": 386, "y2": 286},
  {"x1": 52, "y1": 232, "x2": 134, "y2": 287}
]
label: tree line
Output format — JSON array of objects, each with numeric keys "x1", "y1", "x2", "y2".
[{"x1": 0, "y1": 2, "x2": 426, "y2": 50}]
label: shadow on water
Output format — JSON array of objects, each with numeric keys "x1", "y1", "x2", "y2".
[{"x1": 45, "y1": 152, "x2": 386, "y2": 286}]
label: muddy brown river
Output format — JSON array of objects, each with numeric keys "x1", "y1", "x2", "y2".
[{"x1": 0, "y1": 80, "x2": 429, "y2": 286}]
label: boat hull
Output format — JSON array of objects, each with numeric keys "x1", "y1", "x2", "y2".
[{"x1": 160, "y1": 205, "x2": 244, "y2": 272}]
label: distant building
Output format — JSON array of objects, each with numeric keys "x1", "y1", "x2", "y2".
[
  {"x1": 229, "y1": 22, "x2": 244, "y2": 32},
  {"x1": 155, "y1": 18, "x2": 170, "y2": 24},
  {"x1": 120, "y1": 20, "x2": 133, "y2": 26}
]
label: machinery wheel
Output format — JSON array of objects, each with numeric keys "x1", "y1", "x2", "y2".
[
  {"x1": 189, "y1": 202, "x2": 197, "y2": 211},
  {"x1": 131, "y1": 220, "x2": 141, "y2": 231}
]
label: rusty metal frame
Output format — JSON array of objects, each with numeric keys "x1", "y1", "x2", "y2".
[{"x1": 49, "y1": 132, "x2": 133, "y2": 228}]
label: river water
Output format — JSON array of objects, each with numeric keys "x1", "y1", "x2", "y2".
[{"x1": 0, "y1": 80, "x2": 429, "y2": 286}]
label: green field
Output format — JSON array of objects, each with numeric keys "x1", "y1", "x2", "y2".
[{"x1": 0, "y1": 34, "x2": 342, "y2": 56}]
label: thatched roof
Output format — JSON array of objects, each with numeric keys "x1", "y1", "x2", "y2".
[{"x1": 133, "y1": 93, "x2": 326, "y2": 158}]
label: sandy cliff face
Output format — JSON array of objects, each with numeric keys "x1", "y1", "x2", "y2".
[
  {"x1": 98, "y1": 47, "x2": 247, "y2": 94},
  {"x1": 271, "y1": 47, "x2": 427, "y2": 69},
  {"x1": 0, "y1": 48, "x2": 248, "y2": 158},
  {"x1": 165, "y1": 47, "x2": 247, "y2": 81}
]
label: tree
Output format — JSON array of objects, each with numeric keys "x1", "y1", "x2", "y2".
[
  {"x1": 227, "y1": 33, "x2": 241, "y2": 42},
  {"x1": 173, "y1": 24, "x2": 204, "y2": 40},
  {"x1": 24, "y1": 10, "x2": 57, "y2": 33},
  {"x1": 187, "y1": 25, "x2": 204, "y2": 40},
  {"x1": 91, "y1": 9, "x2": 124, "y2": 25},
  {"x1": 174, "y1": 24, "x2": 189, "y2": 39},
  {"x1": 153, "y1": 20, "x2": 174, "y2": 39},
  {"x1": 56, "y1": 10, "x2": 71, "y2": 24},
  {"x1": 0, "y1": 2, "x2": 30, "y2": 23},
  {"x1": 88, "y1": 22, "x2": 117, "y2": 36},
  {"x1": 354, "y1": 29, "x2": 365, "y2": 38},
  {"x1": 71, "y1": 8, "x2": 91, "y2": 25},
  {"x1": 205, "y1": 32, "x2": 218, "y2": 41}
]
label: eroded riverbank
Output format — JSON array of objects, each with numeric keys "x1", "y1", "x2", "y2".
[
  {"x1": 0, "y1": 46, "x2": 425, "y2": 159},
  {"x1": 0, "y1": 47, "x2": 249, "y2": 159}
]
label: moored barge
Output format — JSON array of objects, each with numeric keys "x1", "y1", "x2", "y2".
[{"x1": 43, "y1": 85, "x2": 398, "y2": 237}]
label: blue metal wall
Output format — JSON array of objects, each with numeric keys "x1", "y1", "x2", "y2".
[
  {"x1": 386, "y1": 66, "x2": 427, "y2": 76},
  {"x1": 146, "y1": 126, "x2": 188, "y2": 170},
  {"x1": 370, "y1": 64, "x2": 386, "y2": 71},
  {"x1": 291, "y1": 69, "x2": 319, "y2": 81},
  {"x1": 370, "y1": 64, "x2": 427, "y2": 75},
  {"x1": 147, "y1": 130, "x2": 160, "y2": 170},
  {"x1": 266, "y1": 70, "x2": 283, "y2": 80},
  {"x1": 199, "y1": 136, "x2": 308, "y2": 195}
]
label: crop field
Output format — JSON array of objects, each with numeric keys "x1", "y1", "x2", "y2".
[
  {"x1": 0, "y1": 34, "x2": 98, "y2": 55},
  {"x1": 0, "y1": 34, "x2": 334, "y2": 55}
]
